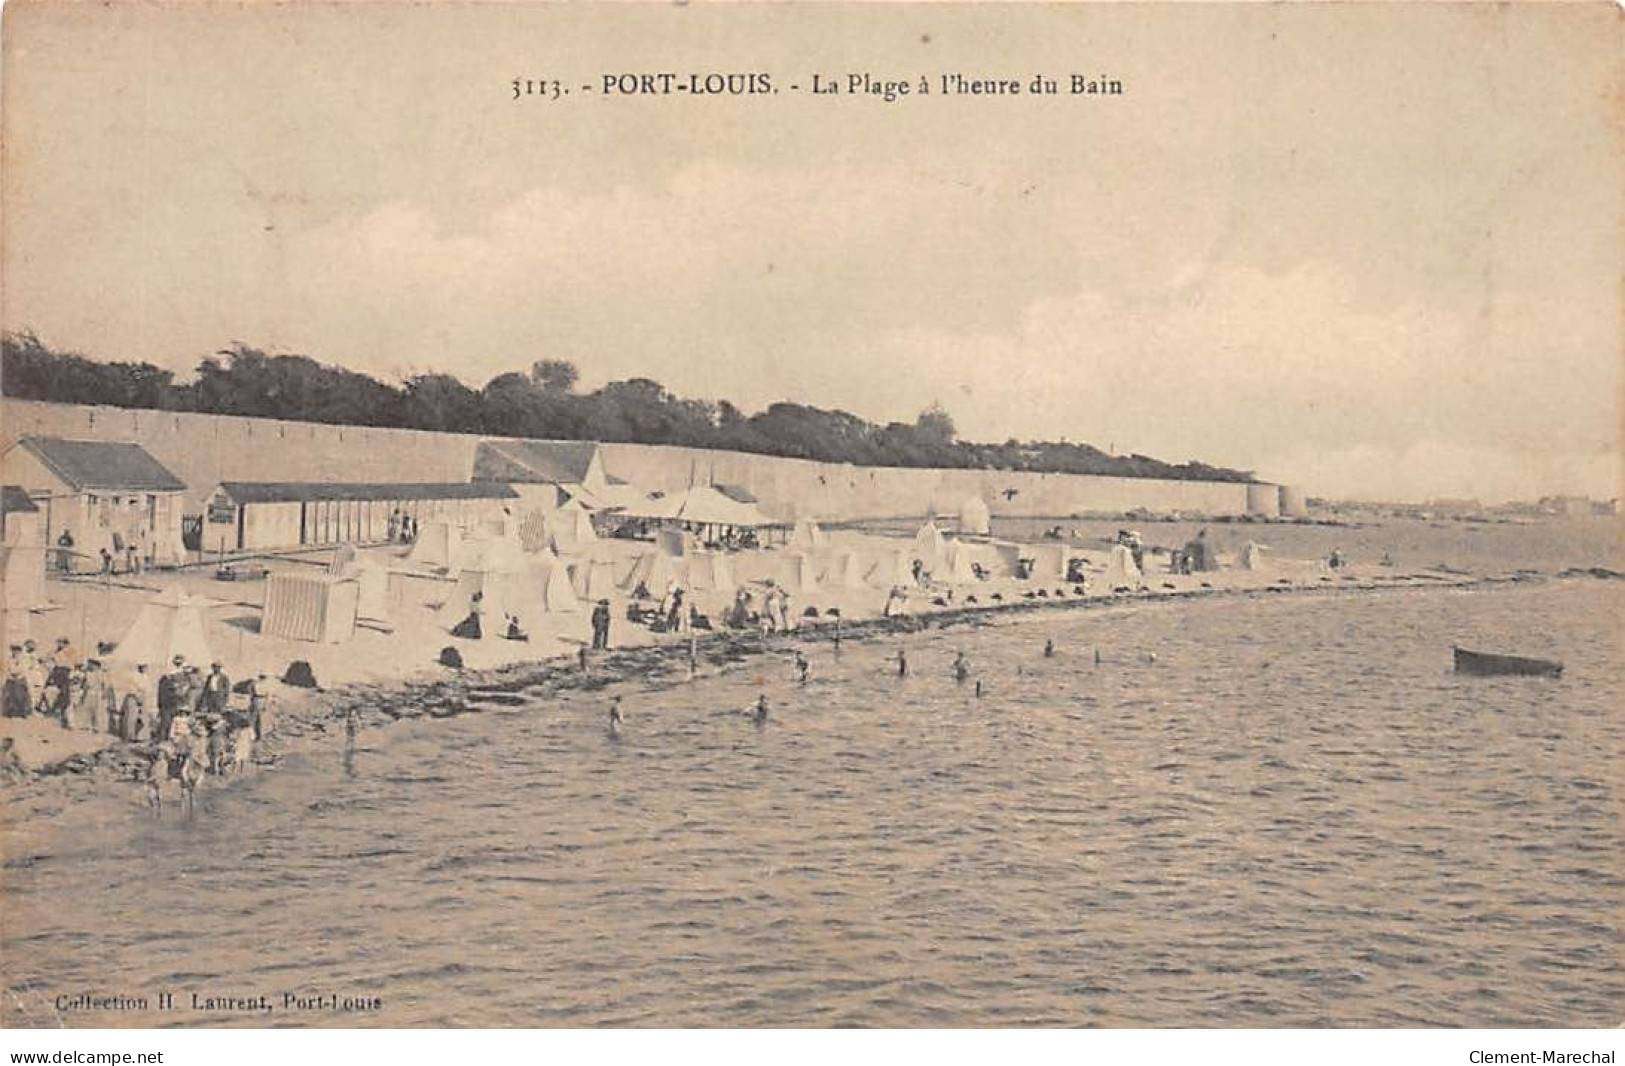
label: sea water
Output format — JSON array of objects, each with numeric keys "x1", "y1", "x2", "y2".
[{"x1": 3, "y1": 577, "x2": 1619, "y2": 1027}]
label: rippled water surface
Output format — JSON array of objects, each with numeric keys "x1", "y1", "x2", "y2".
[{"x1": 5, "y1": 580, "x2": 1621, "y2": 1027}]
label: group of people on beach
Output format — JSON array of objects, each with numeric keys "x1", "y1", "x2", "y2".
[
  {"x1": 2, "y1": 639, "x2": 273, "y2": 790},
  {"x1": 385, "y1": 509, "x2": 418, "y2": 545}
]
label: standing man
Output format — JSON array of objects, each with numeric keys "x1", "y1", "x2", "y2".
[
  {"x1": 55, "y1": 530, "x2": 75, "y2": 573},
  {"x1": 590, "y1": 599, "x2": 611, "y2": 651},
  {"x1": 155, "y1": 655, "x2": 187, "y2": 741},
  {"x1": 201, "y1": 661, "x2": 231, "y2": 718},
  {"x1": 245, "y1": 673, "x2": 271, "y2": 741}
]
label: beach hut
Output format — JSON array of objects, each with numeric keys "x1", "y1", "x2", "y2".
[
  {"x1": 622, "y1": 551, "x2": 680, "y2": 598},
  {"x1": 1, "y1": 436, "x2": 187, "y2": 568},
  {"x1": 958, "y1": 496, "x2": 992, "y2": 536},
  {"x1": 1103, "y1": 544, "x2": 1143, "y2": 590},
  {"x1": 789, "y1": 517, "x2": 826, "y2": 552},
  {"x1": 262, "y1": 571, "x2": 361, "y2": 644},
  {"x1": 826, "y1": 550, "x2": 867, "y2": 589},
  {"x1": 1240, "y1": 541, "x2": 1267, "y2": 571},
  {"x1": 109, "y1": 588, "x2": 213, "y2": 669},
  {"x1": 868, "y1": 548, "x2": 914, "y2": 589}
]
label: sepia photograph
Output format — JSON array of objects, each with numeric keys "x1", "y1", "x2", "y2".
[{"x1": 0, "y1": 0, "x2": 1620, "y2": 1046}]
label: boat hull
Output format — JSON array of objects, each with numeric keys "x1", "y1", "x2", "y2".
[{"x1": 1453, "y1": 646, "x2": 1563, "y2": 678}]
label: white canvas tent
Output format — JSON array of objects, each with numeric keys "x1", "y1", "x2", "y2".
[
  {"x1": 789, "y1": 517, "x2": 826, "y2": 551},
  {"x1": 0, "y1": 546, "x2": 48, "y2": 647},
  {"x1": 912, "y1": 520, "x2": 948, "y2": 574},
  {"x1": 1026, "y1": 543, "x2": 1072, "y2": 582},
  {"x1": 776, "y1": 551, "x2": 820, "y2": 593},
  {"x1": 1240, "y1": 541, "x2": 1268, "y2": 571},
  {"x1": 868, "y1": 548, "x2": 914, "y2": 589},
  {"x1": 941, "y1": 540, "x2": 979, "y2": 583},
  {"x1": 1103, "y1": 544, "x2": 1143, "y2": 590},
  {"x1": 826, "y1": 550, "x2": 867, "y2": 589},
  {"x1": 632, "y1": 485, "x2": 775, "y2": 530},
  {"x1": 682, "y1": 550, "x2": 737, "y2": 593},
  {"x1": 570, "y1": 556, "x2": 619, "y2": 602},
  {"x1": 532, "y1": 557, "x2": 580, "y2": 614},
  {"x1": 958, "y1": 496, "x2": 992, "y2": 535},
  {"x1": 109, "y1": 588, "x2": 214, "y2": 669},
  {"x1": 406, "y1": 519, "x2": 457, "y2": 570},
  {"x1": 623, "y1": 551, "x2": 680, "y2": 597},
  {"x1": 547, "y1": 504, "x2": 598, "y2": 555},
  {"x1": 355, "y1": 555, "x2": 392, "y2": 622}
]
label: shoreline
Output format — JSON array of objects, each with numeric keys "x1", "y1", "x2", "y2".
[{"x1": 6, "y1": 566, "x2": 1610, "y2": 801}]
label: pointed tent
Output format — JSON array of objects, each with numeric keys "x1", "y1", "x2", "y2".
[
  {"x1": 826, "y1": 550, "x2": 867, "y2": 589},
  {"x1": 547, "y1": 504, "x2": 598, "y2": 555},
  {"x1": 109, "y1": 588, "x2": 214, "y2": 669},
  {"x1": 958, "y1": 496, "x2": 992, "y2": 536},
  {"x1": 327, "y1": 543, "x2": 358, "y2": 576},
  {"x1": 912, "y1": 520, "x2": 948, "y2": 573},
  {"x1": 355, "y1": 555, "x2": 392, "y2": 622},
  {"x1": 437, "y1": 545, "x2": 573, "y2": 636},
  {"x1": 988, "y1": 540, "x2": 1025, "y2": 578},
  {"x1": 777, "y1": 551, "x2": 820, "y2": 593},
  {"x1": 683, "y1": 550, "x2": 737, "y2": 593},
  {"x1": 533, "y1": 556, "x2": 580, "y2": 614},
  {"x1": 789, "y1": 517, "x2": 826, "y2": 551},
  {"x1": 941, "y1": 540, "x2": 978, "y2": 583},
  {"x1": 1026, "y1": 543, "x2": 1072, "y2": 582},
  {"x1": 570, "y1": 556, "x2": 619, "y2": 602},
  {"x1": 868, "y1": 547, "x2": 914, "y2": 589},
  {"x1": 622, "y1": 551, "x2": 680, "y2": 597},
  {"x1": 406, "y1": 519, "x2": 457, "y2": 570},
  {"x1": 1103, "y1": 544, "x2": 1143, "y2": 590}
]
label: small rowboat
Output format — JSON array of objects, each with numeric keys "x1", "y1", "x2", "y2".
[{"x1": 1453, "y1": 646, "x2": 1563, "y2": 678}]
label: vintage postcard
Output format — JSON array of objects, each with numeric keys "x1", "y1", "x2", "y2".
[{"x1": 1, "y1": 0, "x2": 1620, "y2": 1043}]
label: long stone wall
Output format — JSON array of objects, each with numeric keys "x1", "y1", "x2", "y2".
[{"x1": 1, "y1": 399, "x2": 1283, "y2": 520}]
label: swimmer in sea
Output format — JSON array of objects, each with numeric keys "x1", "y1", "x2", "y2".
[
  {"x1": 793, "y1": 651, "x2": 810, "y2": 684},
  {"x1": 953, "y1": 652, "x2": 970, "y2": 684},
  {"x1": 1044, "y1": 638, "x2": 1055, "y2": 658},
  {"x1": 607, "y1": 696, "x2": 623, "y2": 738},
  {"x1": 753, "y1": 694, "x2": 769, "y2": 725},
  {"x1": 896, "y1": 649, "x2": 908, "y2": 678},
  {"x1": 974, "y1": 679, "x2": 983, "y2": 698}
]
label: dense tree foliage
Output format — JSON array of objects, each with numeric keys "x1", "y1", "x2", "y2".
[{"x1": 0, "y1": 331, "x2": 1254, "y2": 482}]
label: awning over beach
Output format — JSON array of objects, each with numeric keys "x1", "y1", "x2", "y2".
[{"x1": 623, "y1": 485, "x2": 775, "y2": 528}]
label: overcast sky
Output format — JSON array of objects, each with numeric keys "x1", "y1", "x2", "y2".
[{"x1": 3, "y1": 4, "x2": 1618, "y2": 503}]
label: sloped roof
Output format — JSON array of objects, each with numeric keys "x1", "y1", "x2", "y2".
[
  {"x1": 714, "y1": 482, "x2": 759, "y2": 504},
  {"x1": 2, "y1": 486, "x2": 39, "y2": 515},
  {"x1": 217, "y1": 481, "x2": 518, "y2": 504},
  {"x1": 14, "y1": 436, "x2": 185, "y2": 492},
  {"x1": 473, "y1": 440, "x2": 599, "y2": 485}
]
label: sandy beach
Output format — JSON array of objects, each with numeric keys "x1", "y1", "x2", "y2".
[{"x1": 1, "y1": 513, "x2": 1590, "y2": 790}]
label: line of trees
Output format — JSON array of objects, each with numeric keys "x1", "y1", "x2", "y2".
[{"x1": 0, "y1": 331, "x2": 1255, "y2": 482}]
